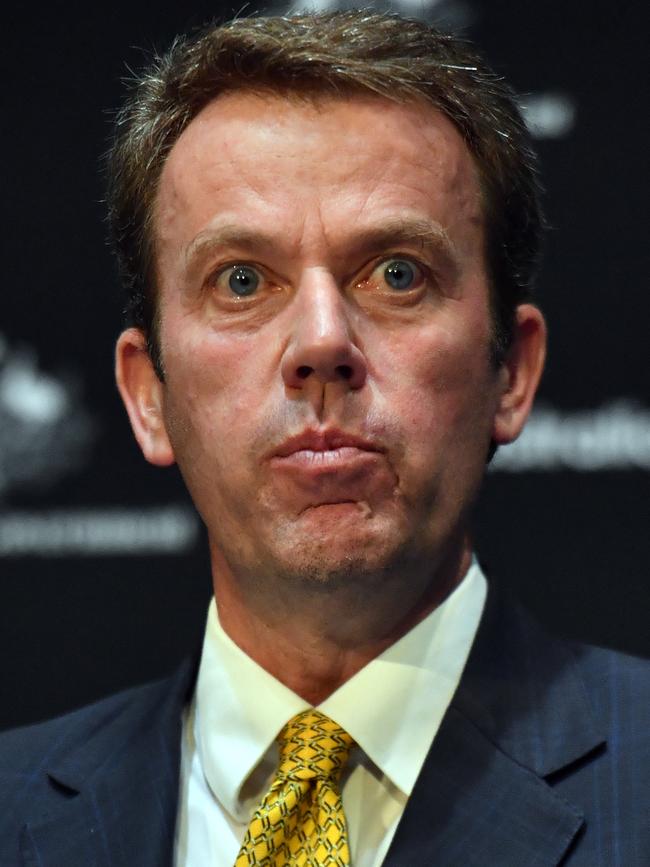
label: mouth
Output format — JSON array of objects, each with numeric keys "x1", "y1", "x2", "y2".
[
  {"x1": 271, "y1": 428, "x2": 383, "y2": 461},
  {"x1": 267, "y1": 427, "x2": 396, "y2": 507},
  {"x1": 274, "y1": 445, "x2": 376, "y2": 469}
]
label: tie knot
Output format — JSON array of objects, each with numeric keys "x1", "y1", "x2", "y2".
[{"x1": 277, "y1": 709, "x2": 354, "y2": 782}]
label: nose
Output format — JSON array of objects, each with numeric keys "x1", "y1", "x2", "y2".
[{"x1": 281, "y1": 272, "x2": 367, "y2": 392}]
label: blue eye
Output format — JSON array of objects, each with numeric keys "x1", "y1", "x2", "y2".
[
  {"x1": 383, "y1": 259, "x2": 417, "y2": 291},
  {"x1": 227, "y1": 265, "x2": 260, "y2": 296}
]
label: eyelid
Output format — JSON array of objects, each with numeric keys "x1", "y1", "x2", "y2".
[
  {"x1": 207, "y1": 261, "x2": 268, "y2": 292},
  {"x1": 361, "y1": 253, "x2": 431, "y2": 287},
  {"x1": 211, "y1": 261, "x2": 262, "y2": 280}
]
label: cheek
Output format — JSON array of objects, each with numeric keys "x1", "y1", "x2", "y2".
[
  {"x1": 379, "y1": 320, "x2": 498, "y2": 471},
  {"x1": 160, "y1": 322, "x2": 264, "y2": 463},
  {"x1": 164, "y1": 307, "x2": 267, "y2": 395}
]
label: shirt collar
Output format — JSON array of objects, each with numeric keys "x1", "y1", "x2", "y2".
[
  {"x1": 320, "y1": 560, "x2": 486, "y2": 795},
  {"x1": 194, "y1": 604, "x2": 309, "y2": 821},
  {"x1": 193, "y1": 560, "x2": 486, "y2": 818}
]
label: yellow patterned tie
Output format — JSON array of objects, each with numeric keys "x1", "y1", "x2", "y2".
[{"x1": 235, "y1": 709, "x2": 355, "y2": 867}]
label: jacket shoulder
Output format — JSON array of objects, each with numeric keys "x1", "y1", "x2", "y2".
[
  {"x1": 570, "y1": 639, "x2": 650, "y2": 726},
  {"x1": 0, "y1": 659, "x2": 195, "y2": 826},
  {"x1": 0, "y1": 660, "x2": 196, "y2": 866},
  {"x1": 0, "y1": 669, "x2": 180, "y2": 770}
]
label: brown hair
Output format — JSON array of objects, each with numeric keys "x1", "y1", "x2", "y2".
[{"x1": 106, "y1": 10, "x2": 543, "y2": 374}]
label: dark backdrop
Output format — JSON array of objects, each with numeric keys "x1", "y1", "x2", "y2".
[{"x1": 1, "y1": 0, "x2": 648, "y2": 731}]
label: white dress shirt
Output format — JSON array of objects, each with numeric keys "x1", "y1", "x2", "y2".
[{"x1": 174, "y1": 561, "x2": 487, "y2": 867}]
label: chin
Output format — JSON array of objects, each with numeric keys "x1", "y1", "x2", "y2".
[
  {"x1": 268, "y1": 512, "x2": 411, "y2": 589},
  {"x1": 274, "y1": 551, "x2": 392, "y2": 590}
]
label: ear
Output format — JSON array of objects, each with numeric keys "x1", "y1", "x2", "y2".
[
  {"x1": 115, "y1": 328, "x2": 175, "y2": 466},
  {"x1": 492, "y1": 303, "x2": 547, "y2": 445}
]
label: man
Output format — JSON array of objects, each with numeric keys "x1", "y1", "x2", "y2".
[{"x1": 1, "y1": 11, "x2": 648, "y2": 867}]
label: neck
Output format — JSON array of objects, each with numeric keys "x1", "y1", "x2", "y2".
[{"x1": 211, "y1": 537, "x2": 473, "y2": 705}]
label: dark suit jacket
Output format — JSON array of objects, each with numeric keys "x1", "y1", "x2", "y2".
[{"x1": 1, "y1": 585, "x2": 649, "y2": 866}]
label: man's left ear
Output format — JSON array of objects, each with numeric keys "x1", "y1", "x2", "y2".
[
  {"x1": 115, "y1": 327, "x2": 176, "y2": 466},
  {"x1": 492, "y1": 303, "x2": 547, "y2": 445}
]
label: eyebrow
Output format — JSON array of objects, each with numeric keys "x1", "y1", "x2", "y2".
[
  {"x1": 183, "y1": 216, "x2": 461, "y2": 276},
  {"x1": 183, "y1": 225, "x2": 276, "y2": 276},
  {"x1": 347, "y1": 218, "x2": 460, "y2": 266}
]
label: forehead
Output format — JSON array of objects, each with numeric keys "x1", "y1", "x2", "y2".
[{"x1": 154, "y1": 90, "x2": 483, "y2": 257}]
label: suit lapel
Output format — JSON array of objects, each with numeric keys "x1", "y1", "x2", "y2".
[
  {"x1": 384, "y1": 583, "x2": 605, "y2": 867},
  {"x1": 383, "y1": 705, "x2": 584, "y2": 866},
  {"x1": 23, "y1": 774, "x2": 178, "y2": 867},
  {"x1": 21, "y1": 658, "x2": 196, "y2": 867},
  {"x1": 19, "y1": 587, "x2": 607, "y2": 866}
]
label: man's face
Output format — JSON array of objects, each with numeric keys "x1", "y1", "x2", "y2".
[{"x1": 127, "y1": 92, "x2": 528, "y2": 587}]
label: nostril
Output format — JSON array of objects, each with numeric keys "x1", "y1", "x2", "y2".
[
  {"x1": 336, "y1": 364, "x2": 353, "y2": 380},
  {"x1": 289, "y1": 362, "x2": 360, "y2": 385}
]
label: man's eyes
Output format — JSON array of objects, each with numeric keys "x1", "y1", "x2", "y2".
[
  {"x1": 369, "y1": 257, "x2": 426, "y2": 293},
  {"x1": 207, "y1": 255, "x2": 429, "y2": 302},
  {"x1": 211, "y1": 264, "x2": 266, "y2": 298}
]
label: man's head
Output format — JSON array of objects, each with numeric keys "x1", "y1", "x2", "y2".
[
  {"x1": 112, "y1": 12, "x2": 546, "y2": 629},
  {"x1": 107, "y1": 11, "x2": 543, "y2": 375}
]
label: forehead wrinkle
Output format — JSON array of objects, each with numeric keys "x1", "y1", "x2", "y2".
[
  {"x1": 233, "y1": 145, "x2": 278, "y2": 205},
  {"x1": 345, "y1": 147, "x2": 407, "y2": 224},
  {"x1": 333, "y1": 134, "x2": 482, "y2": 245},
  {"x1": 158, "y1": 124, "x2": 270, "y2": 236},
  {"x1": 159, "y1": 94, "x2": 484, "y2": 281}
]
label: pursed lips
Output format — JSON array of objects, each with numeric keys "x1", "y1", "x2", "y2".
[
  {"x1": 268, "y1": 428, "x2": 384, "y2": 473},
  {"x1": 265, "y1": 427, "x2": 399, "y2": 510}
]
